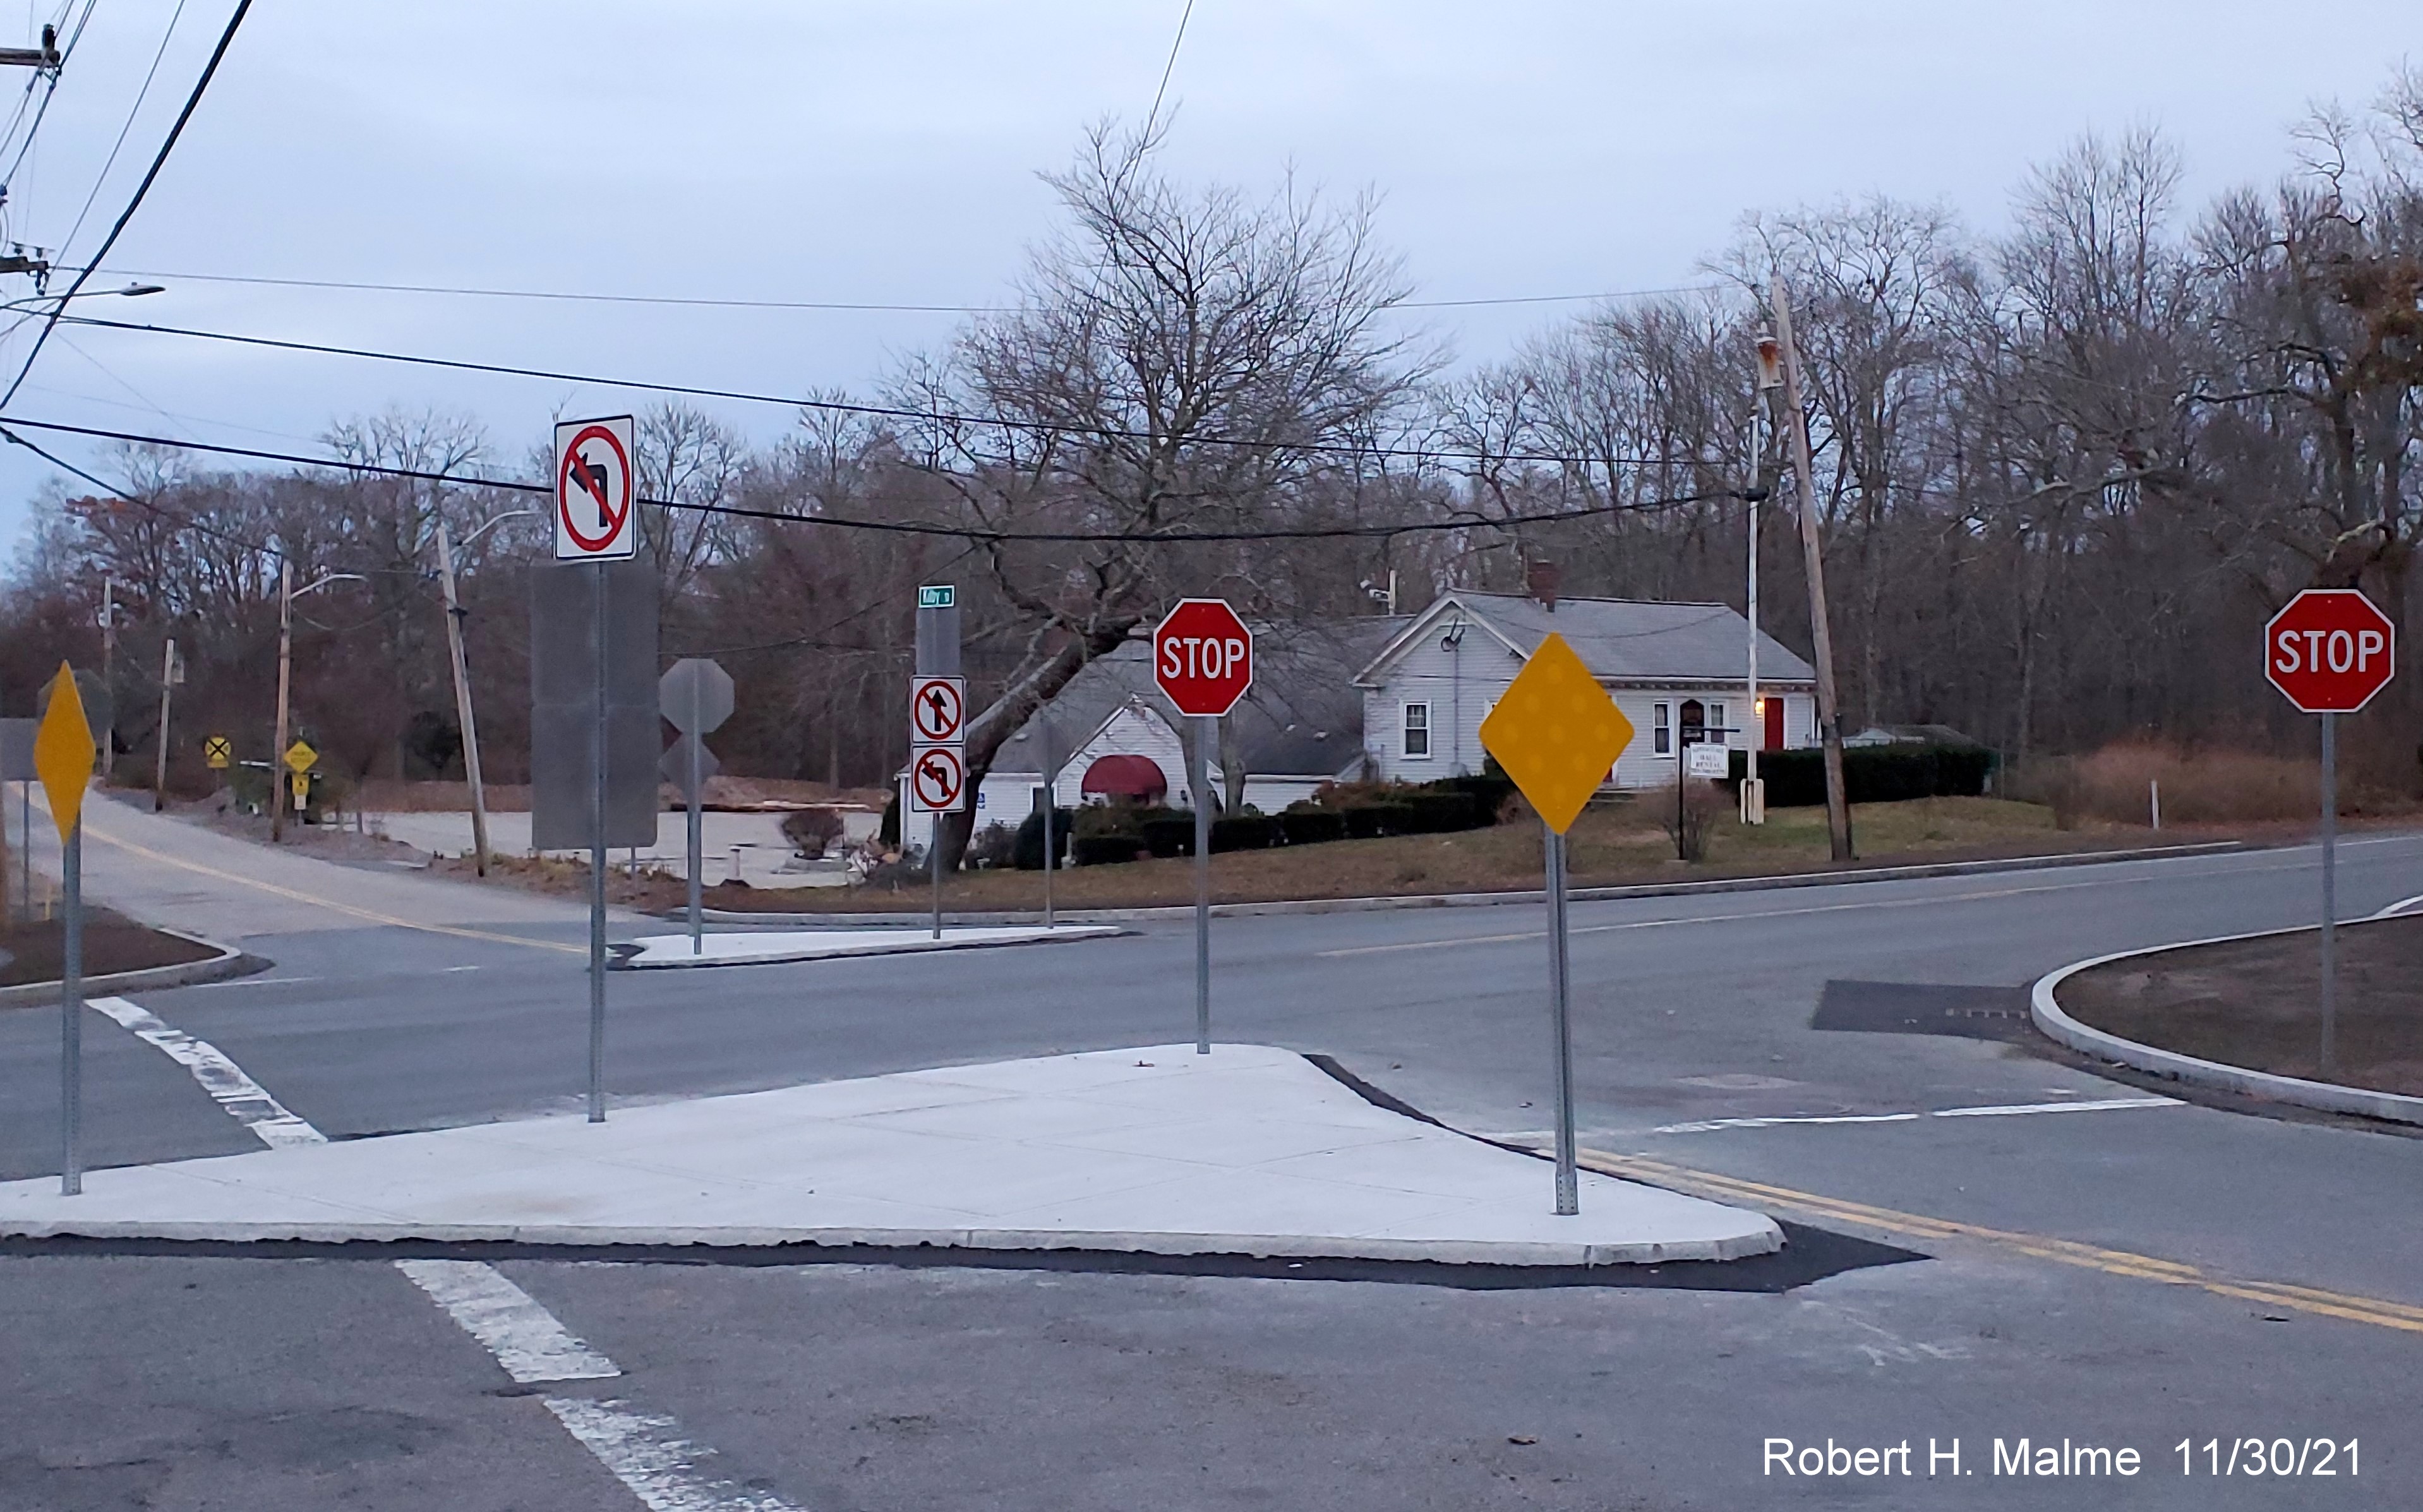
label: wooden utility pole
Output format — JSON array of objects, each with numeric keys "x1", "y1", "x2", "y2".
[
  {"x1": 434, "y1": 521, "x2": 495, "y2": 875},
  {"x1": 1771, "y1": 278, "x2": 1855, "y2": 861},
  {"x1": 152, "y1": 638, "x2": 177, "y2": 811},
  {"x1": 270, "y1": 562, "x2": 293, "y2": 841}
]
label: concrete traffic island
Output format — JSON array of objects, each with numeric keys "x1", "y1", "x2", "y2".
[
  {"x1": 620, "y1": 924, "x2": 1125, "y2": 969},
  {"x1": 0, "y1": 1043, "x2": 1781, "y2": 1265}
]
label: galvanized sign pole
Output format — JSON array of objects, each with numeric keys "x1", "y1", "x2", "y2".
[
  {"x1": 1040, "y1": 722, "x2": 1057, "y2": 930},
  {"x1": 59, "y1": 815, "x2": 81, "y2": 1195},
  {"x1": 687, "y1": 725, "x2": 704, "y2": 953},
  {"x1": 1542, "y1": 826, "x2": 1576, "y2": 1215},
  {"x1": 659, "y1": 659, "x2": 733, "y2": 957},
  {"x1": 2319, "y1": 711, "x2": 2337, "y2": 1076},
  {"x1": 1194, "y1": 716, "x2": 1212, "y2": 1056},
  {"x1": 587, "y1": 563, "x2": 608, "y2": 1124}
]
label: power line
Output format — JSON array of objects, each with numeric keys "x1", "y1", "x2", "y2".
[
  {"x1": 1143, "y1": 0, "x2": 1194, "y2": 134},
  {"x1": 0, "y1": 0, "x2": 252, "y2": 409},
  {"x1": 75, "y1": 264, "x2": 1726, "y2": 313},
  {"x1": 0, "y1": 414, "x2": 1741, "y2": 542},
  {"x1": 58, "y1": 312, "x2": 1710, "y2": 471},
  {"x1": 56, "y1": 0, "x2": 189, "y2": 262}
]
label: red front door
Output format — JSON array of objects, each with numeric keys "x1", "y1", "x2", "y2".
[{"x1": 1764, "y1": 697, "x2": 1785, "y2": 751}]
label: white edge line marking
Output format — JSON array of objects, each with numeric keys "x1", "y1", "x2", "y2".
[
  {"x1": 543, "y1": 1396, "x2": 809, "y2": 1512},
  {"x1": 2371, "y1": 891, "x2": 2423, "y2": 920},
  {"x1": 396, "y1": 1259, "x2": 620, "y2": 1384},
  {"x1": 1650, "y1": 1096, "x2": 2180, "y2": 1135},
  {"x1": 85, "y1": 997, "x2": 327, "y2": 1148}
]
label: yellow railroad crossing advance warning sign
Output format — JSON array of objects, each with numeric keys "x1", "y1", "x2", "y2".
[
  {"x1": 204, "y1": 734, "x2": 232, "y2": 769},
  {"x1": 290, "y1": 771, "x2": 310, "y2": 807},
  {"x1": 1479, "y1": 632, "x2": 1634, "y2": 835},
  {"x1": 33, "y1": 660, "x2": 97, "y2": 845},
  {"x1": 283, "y1": 740, "x2": 317, "y2": 774}
]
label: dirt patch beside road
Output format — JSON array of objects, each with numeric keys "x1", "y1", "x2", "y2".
[
  {"x1": 0, "y1": 909, "x2": 222, "y2": 990},
  {"x1": 2056, "y1": 914, "x2": 2423, "y2": 1097}
]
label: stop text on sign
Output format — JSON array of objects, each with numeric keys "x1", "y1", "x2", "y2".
[
  {"x1": 1160, "y1": 635, "x2": 1249, "y2": 682},
  {"x1": 2271, "y1": 626, "x2": 2387, "y2": 678}
]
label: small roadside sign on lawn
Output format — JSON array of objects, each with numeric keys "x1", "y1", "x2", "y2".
[
  {"x1": 1685, "y1": 742, "x2": 1730, "y2": 780},
  {"x1": 1477, "y1": 632, "x2": 1634, "y2": 1220},
  {"x1": 203, "y1": 735, "x2": 232, "y2": 770}
]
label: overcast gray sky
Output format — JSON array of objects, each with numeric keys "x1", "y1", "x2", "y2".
[{"x1": 0, "y1": 1, "x2": 2411, "y2": 553}]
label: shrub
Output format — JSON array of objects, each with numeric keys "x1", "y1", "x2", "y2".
[
  {"x1": 781, "y1": 806, "x2": 846, "y2": 858},
  {"x1": 878, "y1": 790, "x2": 900, "y2": 846},
  {"x1": 1140, "y1": 814, "x2": 1196, "y2": 858},
  {"x1": 1210, "y1": 813, "x2": 1277, "y2": 852},
  {"x1": 1278, "y1": 807, "x2": 1345, "y2": 846},
  {"x1": 965, "y1": 820, "x2": 1018, "y2": 869},
  {"x1": 1012, "y1": 807, "x2": 1074, "y2": 869},
  {"x1": 2000, "y1": 742, "x2": 2391, "y2": 827},
  {"x1": 1661, "y1": 778, "x2": 1729, "y2": 862},
  {"x1": 1072, "y1": 834, "x2": 1144, "y2": 866},
  {"x1": 1760, "y1": 743, "x2": 1995, "y2": 807}
]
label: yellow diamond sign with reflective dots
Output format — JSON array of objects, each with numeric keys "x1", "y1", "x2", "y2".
[
  {"x1": 1479, "y1": 632, "x2": 1634, "y2": 835},
  {"x1": 284, "y1": 740, "x2": 317, "y2": 774},
  {"x1": 33, "y1": 660, "x2": 97, "y2": 846}
]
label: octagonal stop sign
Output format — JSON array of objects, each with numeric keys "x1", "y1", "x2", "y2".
[
  {"x1": 1153, "y1": 599, "x2": 1254, "y2": 717},
  {"x1": 2266, "y1": 589, "x2": 2396, "y2": 714}
]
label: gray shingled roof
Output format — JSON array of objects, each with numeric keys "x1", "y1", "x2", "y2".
[
  {"x1": 997, "y1": 617, "x2": 1410, "y2": 777},
  {"x1": 1377, "y1": 592, "x2": 1815, "y2": 685}
]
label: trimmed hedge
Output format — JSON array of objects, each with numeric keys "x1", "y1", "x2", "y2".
[
  {"x1": 1278, "y1": 807, "x2": 1346, "y2": 846},
  {"x1": 1139, "y1": 815, "x2": 1196, "y2": 858},
  {"x1": 1757, "y1": 743, "x2": 1996, "y2": 807},
  {"x1": 1210, "y1": 813, "x2": 1277, "y2": 853},
  {"x1": 1011, "y1": 807, "x2": 1074, "y2": 870},
  {"x1": 1071, "y1": 834, "x2": 1144, "y2": 866}
]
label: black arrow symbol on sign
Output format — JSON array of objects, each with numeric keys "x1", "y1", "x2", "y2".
[
  {"x1": 922, "y1": 686, "x2": 954, "y2": 733},
  {"x1": 570, "y1": 450, "x2": 613, "y2": 530},
  {"x1": 916, "y1": 751, "x2": 956, "y2": 801}
]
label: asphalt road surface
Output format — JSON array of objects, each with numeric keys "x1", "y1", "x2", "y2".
[{"x1": 3, "y1": 793, "x2": 2417, "y2": 1509}]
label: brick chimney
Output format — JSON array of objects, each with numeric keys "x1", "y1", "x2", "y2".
[{"x1": 1525, "y1": 559, "x2": 1561, "y2": 611}]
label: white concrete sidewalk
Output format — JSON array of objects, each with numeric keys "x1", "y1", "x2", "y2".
[
  {"x1": 0, "y1": 1044, "x2": 1781, "y2": 1266},
  {"x1": 623, "y1": 925, "x2": 1124, "y2": 969}
]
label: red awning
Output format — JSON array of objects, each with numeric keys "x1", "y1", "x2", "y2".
[{"x1": 1079, "y1": 753, "x2": 1169, "y2": 802}]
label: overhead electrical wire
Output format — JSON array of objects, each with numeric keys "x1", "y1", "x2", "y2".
[
  {"x1": 0, "y1": 414, "x2": 1742, "y2": 543},
  {"x1": 72, "y1": 265, "x2": 1726, "y2": 313},
  {"x1": 0, "y1": 0, "x2": 252, "y2": 409},
  {"x1": 56, "y1": 313, "x2": 1715, "y2": 471},
  {"x1": 54, "y1": 0, "x2": 188, "y2": 261}
]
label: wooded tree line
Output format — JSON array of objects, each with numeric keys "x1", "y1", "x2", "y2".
[{"x1": 4, "y1": 69, "x2": 2419, "y2": 855}]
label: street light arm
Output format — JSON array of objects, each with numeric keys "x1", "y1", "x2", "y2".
[
  {"x1": 292, "y1": 571, "x2": 365, "y2": 599},
  {"x1": 452, "y1": 508, "x2": 537, "y2": 555}
]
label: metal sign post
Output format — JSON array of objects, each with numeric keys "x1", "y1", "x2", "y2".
[
  {"x1": 587, "y1": 563, "x2": 608, "y2": 1122},
  {"x1": 1039, "y1": 722, "x2": 1058, "y2": 930},
  {"x1": 1477, "y1": 633, "x2": 1635, "y2": 1217},
  {"x1": 660, "y1": 659, "x2": 735, "y2": 957},
  {"x1": 2263, "y1": 587, "x2": 2395, "y2": 1079},
  {"x1": 1152, "y1": 599, "x2": 1255, "y2": 1057}
]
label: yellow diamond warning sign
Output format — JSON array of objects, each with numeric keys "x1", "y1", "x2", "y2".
[
  {"x1": 284, "y1": 740, "x2": 318, "y2": 774},
  {"x1": 1479, "y1": 633, "x2": 1633, "y2": 835},
  {"x1": 33, "y1": 661, "x2": 97, "y2": 846}
]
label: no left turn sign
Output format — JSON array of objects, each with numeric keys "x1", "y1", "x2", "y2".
[
  {"x1": 908, "y1": 743, "x2": 968, "y2": 813},
  {"x1": 554, "y1": 415, "x2": 639, "y2": 561}
]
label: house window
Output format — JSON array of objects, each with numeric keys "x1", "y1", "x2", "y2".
[
  {"x1": 1402, "y1": 702, "x2": 1431, "y2": 759},
  {"x1": 1708, "y1": 702, "x2": 1727, "y2": 742},
  {"x1": 1652, "y1": 702, "x2": 1671, "y2": 755}
]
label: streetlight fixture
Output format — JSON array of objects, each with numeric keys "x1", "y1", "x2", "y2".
[
  {"x1": 269, "y1": 566, "x2": 364, "y2": 841},
  {"x1": 0, "y1": 282, "x2": 165, "y2": 315},
  {"x1": 434, "y1": 510, "x2": 534, "y2": 874}
]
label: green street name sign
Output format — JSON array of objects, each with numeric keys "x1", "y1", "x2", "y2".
[{"x1": 918, "y1": 584, "x2": 956, "y2": 609}]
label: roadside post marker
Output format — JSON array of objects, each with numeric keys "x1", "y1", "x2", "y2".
[
  {"x1": 2263, "y1": 587, "x2": 2395, "y2": 1077},
  {"x1": 1479, "y1": 633, "x2": 1635, "y2": 1215},
  {"x1": 1153, "y1": 599, "x2": 1256, "y2": 1056},
  {"x1": 33, "y1": 664, "x2": 97, "y2": 1196}
]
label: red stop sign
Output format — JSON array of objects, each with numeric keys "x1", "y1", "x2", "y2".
[
  {"x1": 2266, "y1": 589, "x2": 2396, "y2": 714},
  {"x1": 1153, "y1": 598, "x2": 1254, "y2": 717}
]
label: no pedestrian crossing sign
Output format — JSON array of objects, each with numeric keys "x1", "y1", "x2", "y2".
[{"x1": 553, "y1": 415, "x2": 639, "y2": 562}]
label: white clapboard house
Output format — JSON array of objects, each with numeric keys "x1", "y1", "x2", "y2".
[
  {"x1": 971, "y1": 618, "x2": 1410, "y2": 822},
  {"x1": 1352, "y1": 587, "x2": 1819, "y2": 790}
]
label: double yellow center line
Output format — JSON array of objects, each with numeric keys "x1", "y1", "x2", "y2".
[{"x1": 1584, "y1": 1148, "x2": 2423, "y2": 1336}]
